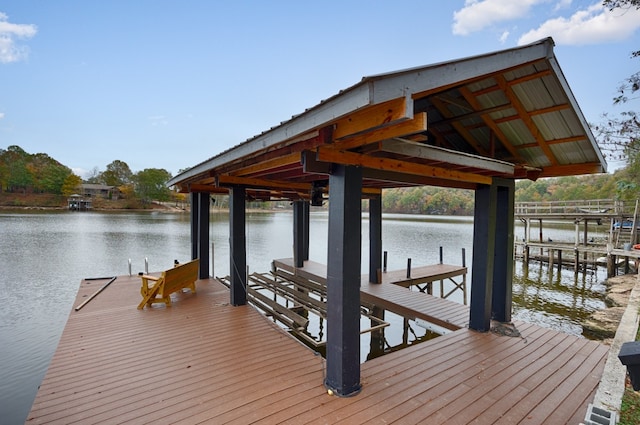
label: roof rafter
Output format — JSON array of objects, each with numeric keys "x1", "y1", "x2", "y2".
[
  {"x1": 458, "y1": 86, "x2": 524, "y2": 163},
  {"x1": 430, "y1": 96, "x2": 490, "y2": 157},
  {"x1": 495, "y1": 74, "x2": 559, "y2": 166}
]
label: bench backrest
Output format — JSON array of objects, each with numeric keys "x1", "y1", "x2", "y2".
[{"x1": 161, "y1": 259, "x2": 199, "y2": 295}]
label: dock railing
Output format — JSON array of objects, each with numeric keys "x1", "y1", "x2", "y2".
[{"x1": 515, "y1": 199, "x2": 626, "y2": 217}]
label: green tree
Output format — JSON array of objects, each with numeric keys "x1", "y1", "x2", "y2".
[
  {"x1": 133, "y1": 168, "x2": 172, "y2": 204},
  {"x1": 101, "y1": 160, "x2": 133, "y2": 186},
  {"x1": 28, "y1": 153, "x2": 72, "y2": 194},
  {"x1": 0, "y1": 146, "x2": 31, "y2": 192},
  {"x1": 61, "y1": 174, "x2": 82, "y2": 197}
]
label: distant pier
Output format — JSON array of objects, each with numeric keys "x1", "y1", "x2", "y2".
[{"x1": 515, "y1": 199, "x2": 640, "y2": 277}]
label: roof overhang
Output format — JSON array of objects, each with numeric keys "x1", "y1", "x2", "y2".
[{"x1": 168, "y1": 37, "x2": 606, "y2": 199}]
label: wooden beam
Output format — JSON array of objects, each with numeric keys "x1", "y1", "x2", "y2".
[
  {"x1": 333, "y1": 112, "x2": 427, "y2": 151},
  {"x1": 216, "y1": 175, "x2": 311, "y2": 191},
  {"x1": 539, "y1": 162, "x2": 605, "y2": 177},
  {"x1": 332, "y1": 97, "x2": 408, "y2": 140},
  {"x1": 458, "y1": 86, "x2": 523, "y2": 163},
  {"x1": 303, "y1": 150, "x2": 479, "y2": 189},
  {"x1": 517, "y1": 135, "x2": 585, "y2": 149},
  {"x1": 231, "y1": 152, "x2": 301, "y2": 177},
  {"x1": 430, "y1": 97, "x2": 489, "y2": 157},
  {"x1": 316, "y1": 147, "x2": 493, "y2": 185},
  {"x1": 361, "y1": 187, "x2": 382, "y2": 196},
  {"x1": 188, "y1": 184, "x2": 229, "y2": 194},
  {"x1": 529, "y1": 103, "x2": 570, "y2": 116},
  {"x1": 379, "y1": 139, "x2": 515, "y2": 175}
]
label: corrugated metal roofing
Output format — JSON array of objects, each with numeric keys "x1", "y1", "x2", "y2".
[{"x1": 168, "y1": 37, "x2": 606, "y2": 198}]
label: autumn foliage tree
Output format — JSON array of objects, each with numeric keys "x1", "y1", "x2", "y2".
[{"x1": 0, "y1": 145, "x2": 76, "y2": 194}]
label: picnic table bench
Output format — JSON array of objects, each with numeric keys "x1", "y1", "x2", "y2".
[{"x1": 137, "y1": 259, "x2": 199, "y2": 309}]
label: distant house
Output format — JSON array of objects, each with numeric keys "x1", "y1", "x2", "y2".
[{"x1": 81, "y1": 184, "x2": 119, "y2": 200}]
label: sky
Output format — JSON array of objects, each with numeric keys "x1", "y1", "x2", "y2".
[{"x1": 1, "y1": 0, "x2": 639, "y2": 177}]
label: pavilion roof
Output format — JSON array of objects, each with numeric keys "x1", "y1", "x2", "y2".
[{"x1": 168, "y1": 37, "x2": 606, "y2": 201}]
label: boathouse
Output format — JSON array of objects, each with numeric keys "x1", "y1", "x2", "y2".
[{"x1": 168, "y1": 37, "x2": 606, "y2": 398}]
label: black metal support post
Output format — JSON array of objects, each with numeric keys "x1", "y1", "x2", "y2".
[
  {"x1": 293, "y1": 200, "x2": 305, "y2": 267},
  {"x1": 369, "y1": 195, "x2": 382, "y2": 283},
  {"x1": 190, "y1": 192, "x2": 199, "y2": 261},
  {"x1": 325, "y1": 164, "x2": 362, "y2": 397},
  {"x1": 491, "y1": 180, "x2": 514, "y2": 323},
  {"x1": 197, "y1": 192, "x2": 210, "y2": 279},
  {"x1": 229, "y1": 186, "x2": 247, "y2": 306},
  {"x1": 469, "y1": 183, "x2": 498, "y2": 332},
  {"x1": 303, "y1": 200, "x2": 310, "y2": 262}
]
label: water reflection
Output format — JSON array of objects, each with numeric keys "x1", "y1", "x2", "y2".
[{"x1": 512, "y1": 260, "x2": 607, "y2": 335}]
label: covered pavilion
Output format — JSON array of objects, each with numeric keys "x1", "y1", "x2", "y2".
[{"x1": 167, "y1": 37, "x2": 606, "y2": 397}]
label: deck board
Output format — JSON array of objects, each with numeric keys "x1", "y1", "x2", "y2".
[
  {"x1": 274, "y1": 258, "x2": 470, "y2": 330},
  {"x1": 28, "y1": 272, "x2": 609, "y2": 424}
]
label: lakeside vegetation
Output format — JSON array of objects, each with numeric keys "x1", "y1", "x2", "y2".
[
  {"x1": 0, "y1": 145, "x2": 183, "y2": 209},
  {"x1": 1, "y1": 141, "x2": 639, "y2": 212}
]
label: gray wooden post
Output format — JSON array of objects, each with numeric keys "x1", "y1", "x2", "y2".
[
  {"x1": 229, "y1": 186, "x2": 247, "y2": 306},
  {"x1": 325, "y1": 164, "x2": 362, "y2": 397},
  {"x1": 369, "y1": 195, "x2": 382, "y2": 284}
]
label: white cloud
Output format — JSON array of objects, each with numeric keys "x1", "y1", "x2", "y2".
[
  {"x1": 452, "y1": 0, "x2": 545, "y2": 35},
  {"x1": 148, "y1": 115, "x2": 168, "y2": 126},
  {"x1": 518, "y1": 3, "x2": 640, "y2": 45},
  {"x1": 499, "y1": 30, "x2": 510, "y2": 43},
  {"x1": 553, "y1": 0, "x2": 573, "y2": 12},
  {"x1": 0, "y1": 112, "x2": 4, "y2": 119},
  {"x1": 72, "y1": 167, "x2": 89, "y2": 179},
  {"x1": 0, "y1": 12, "x2": 37, "y2": 63}
]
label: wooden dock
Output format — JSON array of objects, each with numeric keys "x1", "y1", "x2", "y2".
[
  {"x1": 515, "y1": 199, "x2": 640, "y2": 277},
  {"x1": 28, "y1": 272, "x2": 609, "y2": 424},
  {"x1": 274, "y1": 258, "x2": 469, "y2": 331}
]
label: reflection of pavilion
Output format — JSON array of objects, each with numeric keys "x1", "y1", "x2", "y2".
[{"x1": 67, "y1": 194, "x2": 92, "y2": 210}]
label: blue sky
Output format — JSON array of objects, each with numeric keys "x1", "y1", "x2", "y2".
[{"x1": 1, "y1": 1, "x2": 639, "y2": 177}]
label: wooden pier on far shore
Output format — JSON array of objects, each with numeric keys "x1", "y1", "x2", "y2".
[
  {"x1": 28, "y1": 271, "x2": 608, "y2": 424},
  {"x1": 515, "y1": 199, "x2": 640, "y2": 277}
]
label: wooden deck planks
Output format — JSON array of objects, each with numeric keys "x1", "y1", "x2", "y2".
[
  {"x1": 381, "y1": 263, "x2": 467, "y2": 288},
  {"x1": 28, "y1": 271, "x2": 609, "y2": 425},
  {"x1": 274, "y1": 258, "x2": 470, "y2": 330}
]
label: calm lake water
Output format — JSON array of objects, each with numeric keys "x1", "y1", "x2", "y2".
[{"x1": 0, "y1": 210, "x2": 608, "y2": 424}]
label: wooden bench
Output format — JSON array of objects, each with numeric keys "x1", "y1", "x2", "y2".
[{"x1": 137, "y1": 259, "x2": 199, "y2": 309}]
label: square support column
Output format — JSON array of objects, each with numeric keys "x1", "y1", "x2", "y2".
[
  {"x1": 293, "y1": 200, "x2": 309, "y2": 268},
  {"x1": 369, "y1": 195, "x2": 382, "y2": 284},
  {"x1": 469, "y1": 178, "x2": 515, "y2": 331},
  {"x1": 190, "y1": 192, "x2": 199, "y2": 261},
  {"x1": 197, "y1": 192, "x2": 210, "y2": 279},
  {"x1": 325, "y1": 165, "x2": 362, "y2": 397},
  {"x1": 469, "y1": 183, "x2": 497, "y2": 332},
  {"x1": 491, "y1": 179, "x2": 514, "y2": 322},
  {"x1": 229, "y1": 186, "x2": 247, "y2": 306},
  {"x1": 303, "y1": 200, "x2": 310, "y2": 262}
]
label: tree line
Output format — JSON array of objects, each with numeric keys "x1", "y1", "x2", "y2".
[
  {"x1": 1, "y1": 141, "x2": 638, "y2": 213},
  {"x1": 0, "y1": 145, "x2": 176, "y2": 206}
]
